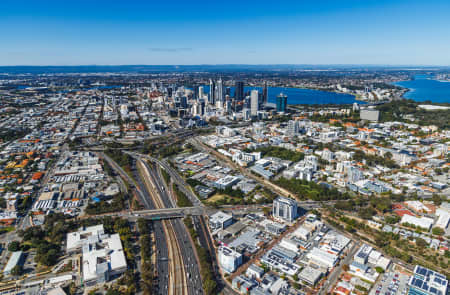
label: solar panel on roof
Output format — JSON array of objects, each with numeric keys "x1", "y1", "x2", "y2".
[{"x1": 418, "y1": 267, "x2": 428, "y2": 276}]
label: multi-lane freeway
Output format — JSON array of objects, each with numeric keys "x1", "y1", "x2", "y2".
[
  {"x1": 100, "y1": 152, "x2": 171, "y2": 295},
  {"x1": 134, "y1": 156, "x2": 204, "y2": 295}
]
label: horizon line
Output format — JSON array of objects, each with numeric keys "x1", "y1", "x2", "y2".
[{"x1": 1, "y1": 63, "x2": 450, "y2": 68}]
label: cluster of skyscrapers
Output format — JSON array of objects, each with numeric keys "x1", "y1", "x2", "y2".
[{"x1": 176, "y1": 79, "x2": 287, "y2": 120}]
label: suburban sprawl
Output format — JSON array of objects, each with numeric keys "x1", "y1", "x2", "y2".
[{"x1": 0, "y1": 66, "x2": 448, "y2": 295}]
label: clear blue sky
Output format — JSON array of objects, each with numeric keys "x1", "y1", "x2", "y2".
[{"x1": 1, "y1": 0, "x2": 449, "y2": 66}]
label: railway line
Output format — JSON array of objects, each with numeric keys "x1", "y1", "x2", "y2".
[{"x1": 137, "y1": 159, "x2": 190, "y2": 295}]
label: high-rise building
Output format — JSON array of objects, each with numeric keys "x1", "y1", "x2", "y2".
[
  {"x1": 198, "y1": 86, "x2": 204, "y2": 100},
  {"x1": 276, "y1": 92, "x2": 287, "y2": 113},
  {"x1": 273, "y1": 196, "x2": 298, "y2": 222},
  {"x1": 242, "y1": 108, "x2": 251, "y2": 121},
  {"x1": 235, "y1": 81, "x2": 244, "y2": 101},
  {"x1": 180, "y1": 96, "x2": 188, "y2": 108},
  {"x1": 347, "y1": 167, "x2": 363, "y2": 183},
  {"x1": 209, "y1": 79, "x2": 215, "y2": 105},
  {"x1": 262, "y1": 81, "x2": 268, "y2": 105},
  {"x1": 244, "y1": 96, "x2": 251, "y2": 109},
  {"x1": 287, "y1": 120, "x2": 299, "y2": 137},
  {"x1": 215, "y1": 78, "x2": 224, "y2": 105},
  {"x1": 250, "y1": 90, "x2": 259, "y2": 116},
  {"x1": 225, "y1": 100, "x2": 232, "y2": 114},
  {"x1": 192, "y1": 102, "x2": 201, "y2": 116},
  {"x1": 193, "y1": 85, "x2": 199, "y2": 99}
]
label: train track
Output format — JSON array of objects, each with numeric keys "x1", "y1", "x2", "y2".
[{"x1": 137, "y1": 159, "x2": 188, "y2": 295}]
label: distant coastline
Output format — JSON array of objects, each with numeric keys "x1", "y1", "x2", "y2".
[{"x1": 393, "y1": 75, "x2": 450, "y2": 103}]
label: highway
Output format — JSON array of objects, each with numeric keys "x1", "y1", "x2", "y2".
[
  {"x1": 125, "y1": 151, "x2": 203, "y2": 207},
  {"x1": 136, "y1": 158, "x2": 203, "y2": 295},
  {"x1": 100, "y1": 152, "x2": 170, "y2": 295}
]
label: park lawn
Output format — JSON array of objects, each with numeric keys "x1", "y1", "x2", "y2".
[{"x1": 205, "y1": 194, "x2": 228, "y2": 203}]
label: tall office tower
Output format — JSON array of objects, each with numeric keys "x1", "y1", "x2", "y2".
[
  {"x1": 216, "y1": 78, "x2": 224, "y2": 104},
  {"x1": 209, "y1": 79, "x2": 215, "y2": 105},
  {"x1": 192, "y1": 102, "x2": 200, "y2": 116},
  {"x1": 262, "y1": 81, "x2": 268, "y2": 105},
  {"x1": 276, "y1": 92, "x2": 287, "y2": 113},
  {"x1": 180, "y1": 96, "x2": 188, "y2": 108},
  {"x1": 273, "y1": 196, "x2": 298, "y2": 222},
  {"x1": 193, "y1": 85, "x2": 199, "y2": 99},
  {"x1": 244, "y1": 96, "x2": 251, "y2": 109},
  {"x1": 167, "y1": 87, "x2": 173, "y2": 98},
  {"x1": 242, "y1": 108, "x2": 251, "y2": 121},
  {"x1": 250, "y1": 90, "x2": 259, "y2": 116},
  {"x1": 198, "y1": 86, "x2": 204, "y2": 100},
  {"x1": 231, "y1": 98, "x2": 236, "y2": 112},
  {"x1": 225, "y1": 87, "x2": 231, "y2": 97},
  {"x1": 235, "y1": 81, "x2": 244, "y2": 101},
  {"x1": 225, "y1": 100, "x2": 232, "y2": 114}
]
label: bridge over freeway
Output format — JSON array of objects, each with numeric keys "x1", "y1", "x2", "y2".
[{"x1": 98, "y1": 206, "x2": 205, "y2": 221}]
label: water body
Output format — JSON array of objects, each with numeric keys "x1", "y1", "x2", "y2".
[
  {"x1": 201, "y1": 85, "x2": 359, "y2": 105},
  {"x1": 15, "y1": 84, "x2": 122, "y2": 92},
  {"x1": 394, "y1": 75, "x2": 450, "y2": 103}
]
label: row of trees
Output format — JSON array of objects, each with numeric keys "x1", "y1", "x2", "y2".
[
  {"x1": 275, "y1": 177, "x2": 351, "y2": 201},
  {"x1": 378, "y1": 99, "x2": 450, "y2": 129},
  {"x1": 353, "y1": 150, "x2": 399, "y2": 169},
  {"x1": 85, "y1": 193, "x2": 127, "y2": 215},
  {"x1": 248, "y1": 146, "x2": 304, "y2": 162},
  {"x1": 184, "y1": 217, "x2": 217, "y2": 295},
  {"x1": 172, "y1": 184, "x2": 193, "y2": 207},
  {"x1": 137, "y1": 218, "x2": 154, "y2": 295}
]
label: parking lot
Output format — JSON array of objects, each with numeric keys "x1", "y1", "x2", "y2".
[{"x1": 370, "y1": 270, "x2": 409, "y2": 295}]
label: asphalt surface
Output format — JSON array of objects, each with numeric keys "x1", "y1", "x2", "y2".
[
  {"x1": 193, "y1": 215, "x2": 239, "y2": 295},
  {"x1": 100, "y1": 153, "x2": 169, "y2": 295},
  {"x1": 142, "y1": 160, "x2": 204, "y2": 295},
  {"x1": 130, "y1": 160, "x2": 170, "y2": 295}
]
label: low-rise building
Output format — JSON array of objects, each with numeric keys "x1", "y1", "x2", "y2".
[
  {"x1": 218, "y1": 246, "x2": 243, "y2": 273},
  {"x1": 66, "y1": 224, "x2": 127, "y2": 285}
]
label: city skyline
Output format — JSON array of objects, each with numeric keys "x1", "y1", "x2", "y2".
[{"x1": 1, "y1": 0, "x2": 450, "y2": 66}]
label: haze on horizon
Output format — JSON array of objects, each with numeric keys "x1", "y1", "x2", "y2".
[{"x1": 1, "y1": 0, "x2": 450, "y2": 66}]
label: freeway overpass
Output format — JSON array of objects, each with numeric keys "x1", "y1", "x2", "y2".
[{"x1": 95, "y1": 206, "x2": 205, "y2": 221}]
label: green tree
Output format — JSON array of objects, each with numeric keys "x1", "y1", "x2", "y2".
[
  {"x1": 416, "y1": 238, "x2": 427, "y2": 248},
  {"x1": 8, "y1": 241, "x2": 20, "y2": 252},
  {"x1": 10, "y1": 265, "x2": 22, "y2": 276},
  {"x1": 432, "y1": 227, "x2": 445, "y2": 236}
]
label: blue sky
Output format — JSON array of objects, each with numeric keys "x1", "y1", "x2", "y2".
[{"x1": 1, "y1": 0, "x2": 449, "y2": 65}]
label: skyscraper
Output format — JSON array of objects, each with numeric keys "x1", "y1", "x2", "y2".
[
  {"x1": 235, "y1": 81, "x2": 244, "y2": 101},
  {"x1": 198, "y1": 86, "x2": 204, "y2": 100},
  {"x1": 180, "y1": 96, "x2": 188, "y2": 108},
  {"x1": 193, "y1": 84, "x2": 199, "y2": 99},
  {"x1": 250, "y1": 90, "x2": 259, "y2": 116},
  {"x1": 216, "y1": 78, "x2": 224, "y2": 104},
  {"x1": 262, "y1": 81, "x2": 268, "y2": 105},
  {"x1": 276, "y1": 92, "x2": 287, "y2": 113},
  {"x1": 209, "y1": 79, "x2": 215, "y2": 105}
]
